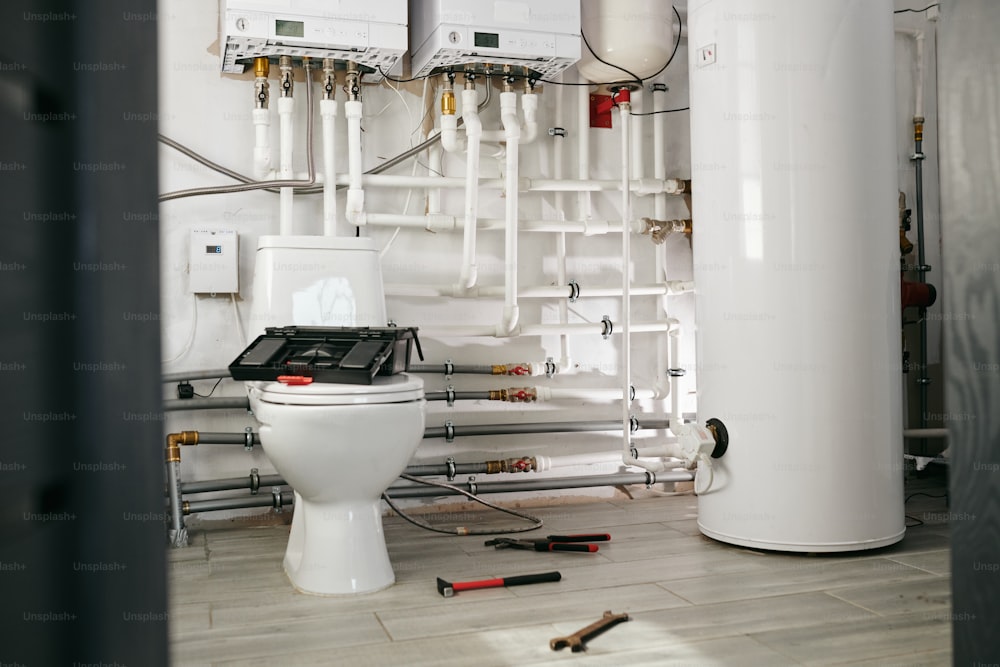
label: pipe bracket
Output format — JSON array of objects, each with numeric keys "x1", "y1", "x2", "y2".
[
  {"x1": 446, "y1": 385, "x2": 456, "y2": 407},
  {"x1": 272, "y1": 487, "x2": 284, "y2": 512},
  {"x1": 568, "y1": 280, "x2": 580, "y2": 302},
  {"x1": 444, "y1": 359, "x2": 455, "y2": 376},
  {"x1": 645, "y1": 471, "x2": 656, "y2": 488},
  {"x1": 467, "y1": 476, "x2": 477, "y2": 496},
  {"x1": 250, "y1": 468, "x2": 260, "y2": 495},
  {"x1": 545, "y1": 357, "x2": 557, "y2": 378},
  {"x1": 668, "y1": 368, "x2": 686, "y2": 377},
  {"x1": 601, "y1": 316, "x2": 613, "y2": 339},
  {"x1": 649, "y1": 83, "x2": 668, "y2": 93},
  {"x1": 445, "y1": 420, "x2": 456, "y2": 443},
  {"x1": 244, "y1": 427, "x2": 255, "y2": 451},
  {"x1": 630, "y1": 415, "x2": 639, "y2": 432},
  {"x1": 446, "y1": 456, "x2": 457, "y2": 481},
  {"x1": 549, "y1": 127, "x2": 566, "y2": 137}
]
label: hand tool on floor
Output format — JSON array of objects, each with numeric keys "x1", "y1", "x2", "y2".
[
  {"x1": 436, "y1": 571, "x2": 561, "y2": 597},
  {"x1": 484, "y1": 533, "x2": 610, "y2": 553},
  {"x1": 550, "y1": 610, "x2": 631, "y2": 652}
]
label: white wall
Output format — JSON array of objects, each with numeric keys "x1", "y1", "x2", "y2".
[{"x1": 157, "y1": 0, "x2": 696, "y2": 515}]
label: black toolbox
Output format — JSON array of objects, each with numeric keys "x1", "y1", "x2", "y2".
[{"x1": 229, "y1": 326, "x2": 422, "y2": 385}]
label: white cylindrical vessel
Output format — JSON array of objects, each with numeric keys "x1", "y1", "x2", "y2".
[
  {"x1": 578, "y1": 0, "x2": 675, "y2": 84},
  {"x1": 688, "y1": 0, "x2": 903, "y2": 551}
]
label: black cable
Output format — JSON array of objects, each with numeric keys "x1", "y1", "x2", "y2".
[
  {"x1": 631, "y1": 107, "x2": 690, "y2": 116},
  {"x1": 192, "y1": 377, "x2": 224, "y2": 398},
  {"x1": 894, "y1": 3, "x2": 939, "y2": 14},
  {"x1": 905, "y1": 491, "x2": 948, "y2": 503},
  {"x1": 381, "y1": 473, "x2": 543, "y2": 536},
  {"x1": 905, "y1": 515, "x2": 925, "y2": 527},
  {"x1": 581, "y1": 30, "x2": 642, "y2": 88}
]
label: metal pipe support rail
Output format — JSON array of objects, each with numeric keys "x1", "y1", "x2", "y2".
[{"x1": 179, "y1": 470, "x2": 695, "y2": 516}]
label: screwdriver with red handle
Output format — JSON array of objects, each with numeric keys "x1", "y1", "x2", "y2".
[{"x1": 484, "y1": 533, "x2": 611, "y2": 553}]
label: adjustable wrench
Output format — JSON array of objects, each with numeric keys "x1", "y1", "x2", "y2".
[{"x1": 549, "y1": 610, "x2": 630, "y2": 652}]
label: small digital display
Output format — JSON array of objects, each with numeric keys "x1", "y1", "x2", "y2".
[
  {"x1": 474, "y1": 32, "x2": 499, "y2": 48},
  {"x1": 206, "y1": 245, "x2": 222, "y2": 254},
  {"x1": 275, "y1": 19, "x2": 304, "y2": 38}
]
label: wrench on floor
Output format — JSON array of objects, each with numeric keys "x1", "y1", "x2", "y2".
[{"x1": 549, "y1": 610, "x2": 630, "y2": 652}]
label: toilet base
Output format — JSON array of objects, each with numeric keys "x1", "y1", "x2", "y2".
[{"x1": 283, "y1": 495, "x2": 397, "y2": 596}]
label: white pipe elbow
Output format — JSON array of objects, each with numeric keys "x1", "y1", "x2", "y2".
[
  {"x1": 519, "y1": 93, "x2": 538, "y2": 144},
  {"x1": 440, "y1": 114, "x2": 464, "y2": 153},
  {"x1": 345, "y1": 100, "x2": 365, "y2": 225}
]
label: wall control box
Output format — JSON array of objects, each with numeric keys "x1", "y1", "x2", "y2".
[
  {"x1": 220, "y1": 0, "x2": 408, "y2": 80},
  {"x1": 409, "y1": 0, "x2": 580, "y2": 79},
  {"x1": 189, "y1": 228, "x2": 239, "y2": 294}
]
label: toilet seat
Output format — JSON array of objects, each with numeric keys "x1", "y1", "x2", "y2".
[{"x1": 250, "y1": 373, "x2": 424, "y2": 406}]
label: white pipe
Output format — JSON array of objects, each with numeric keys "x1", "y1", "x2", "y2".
[
  {"x1": 553, "y1": 83, "x2": 571, "y2": 372},
  {"x1": 903, "y1": 428, "x2": 949, "y2": 439},
  {"x1": 631, "y1": 89, "x2": 644, "y2": 179},
  {"x1": 345, "y1": 100, "x2": 365, "y2": 225},
  {"x1": 252, "y1": 108, "x2": 270, "y2": 180},
  {"x1": 896, "y1": 28, "x2": 925, "y2": 119},
  {"x1": 278, "y1": 96, "x2": 294, "y2": 235},
  {"x1": 417, "y1": 319, "x2": 673, "y2": 339},
  {"x1": 320, "y1": 98, "x2": 338, "y2": 236},
  {"x1": 499, "y1": 90, "x2": 520, "y2": 335},
  {"x1": 577, "y1": 80, "x2": 592, "y2": 221},
  {"x1": 384, "y1": 282, "x2": 687, "y2": 299},
  {"x1": 669, "y1": 326, "x2": 682, "y2": 428},
  {"x1": 327, "y1": 173, "x2": 680, "y2": 194},
  {"x1": 427, "y1": 138, "x2": 443, "y2": 214},
  {"x1": 362, "y1": 213, "x2": 646, "y2": 235},
  {"x1": 457, "y1": 88, "x2": 482, "y2": 290},
  {"x1": 540, "y1": 387, "x2": 656, "y2": 402},
  {"x1": 482, "y1": 91, "x2": 539, "y2": 144},
  {"x1": 652, "y1": 84, "x2": 670, "y2": 398},
  {"x1": 652, "y1": 85, "x2": 668, "y2": 222},
  {"x1": 534, "y1": 452, "x2": 683, "y2": 473}
]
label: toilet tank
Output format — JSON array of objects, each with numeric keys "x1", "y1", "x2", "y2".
[{"x1": 248, "y1": 236, "x2": 388, "y2": 337}]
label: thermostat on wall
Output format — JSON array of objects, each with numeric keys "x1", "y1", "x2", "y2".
[{"x1": 189, "y1": 228, "x2": 239, "y2": 294}]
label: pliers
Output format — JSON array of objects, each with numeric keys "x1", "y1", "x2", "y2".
[{"x1": 484, "y1": 533, "x2": 611, "y2": 553}]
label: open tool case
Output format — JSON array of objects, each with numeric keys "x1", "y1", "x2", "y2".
[{"x1": 229, "y1": 326, "x2": 422, "y2": 385}]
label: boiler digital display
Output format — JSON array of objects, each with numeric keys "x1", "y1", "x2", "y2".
[
  {"x1": 474, "y1": 32, "x2": 499, "y2": 48},
  {"x1": 275, "y1": 20, "x2": 304, "y2": 38},
  {"x1": 206, "y1": 245, "x2": 222, "y2": 254}
]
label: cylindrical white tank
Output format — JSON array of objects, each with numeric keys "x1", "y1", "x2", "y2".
[
  {"x1": 688, "y1": 0, "x2": 903, "y2": 551},
  {"x1": 578, "y1": 0, "x2": 675, "y2": 84}
]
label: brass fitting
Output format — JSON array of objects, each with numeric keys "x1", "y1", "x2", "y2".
[
  {"x1": 488, "y1": 389, "x2": 508, "y2": 401},
  {"x1": 499, "y1": 387, "x2": 537, "y2": 403},
  {"x1": 345, "y1": 61, "x2": 361, "y2": 101},
  {"x1": 181, "y1": 501, "x2": 190, "y2": 516},
  {"x1": 502, "y1": 64, "x2": 514, "y2": 93},
  {"x1": 492, "y1": 363, "x2": 532, "y2": 376},
  {"x1": 913, "y1": 116, "x2": 925, "y2": 143},
  {"x1": 485, "y1": 457, "x2": 538, "y2": 473},
  {"x1": 165, "y1": 430, "x2": 199, "y2": 463},
  {"x1": 253, "y1": 57, "x2": 269, "y2": 79},
  {"x1": 441, "y1": 89, "x2": 456, "y2": 115}
]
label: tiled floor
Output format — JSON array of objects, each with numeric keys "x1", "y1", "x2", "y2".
[{"x1": 168, "y1": 472, "x2": 952, "y2": 666}]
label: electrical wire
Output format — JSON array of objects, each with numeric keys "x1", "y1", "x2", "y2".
[
  {"x1": 894, "y1": 3, "x2": 939, "y2": 14},
  {"x1": 192, "y1": 377, "x2": 224, "y2": 398},
  {"x1": 161, "y1": 294, "x2": 198, "y2": 365},
  {"x1": 630, "y1": 107, "x2": 690, "y2": 116},
  {"x1": 905, "y1": 491, "x2": 948, "y2": 503},
  {"x1": 381, "y1": 473, "x2": 543, "y2": 535},
  {"x1": 230, "y1": 292, "x2": 246, "y2": 347}
]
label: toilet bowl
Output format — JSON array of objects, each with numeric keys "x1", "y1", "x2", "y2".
[{"x1": 246, "y1": 235, "x2": 426, "y2": 595}]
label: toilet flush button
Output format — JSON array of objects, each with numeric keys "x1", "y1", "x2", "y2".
[{"x1": 277, "y1": 375, "x2": 314, "y2": 385}]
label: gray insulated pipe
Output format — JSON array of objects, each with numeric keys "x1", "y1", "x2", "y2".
[{"x1": 178, "y1": 471, "x2": 694, "y2": 514}]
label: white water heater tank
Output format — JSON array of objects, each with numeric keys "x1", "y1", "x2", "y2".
[
  {"x1": 578, "y1": 0, "x2": 675, "y2": 84},
  {"x1": 688, "y1": 0, "x2": 904, "y2": 552}
]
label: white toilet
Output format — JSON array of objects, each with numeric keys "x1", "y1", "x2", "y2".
[{"x1": 245, "y1": 235, "x2": 426, "y2": 596}]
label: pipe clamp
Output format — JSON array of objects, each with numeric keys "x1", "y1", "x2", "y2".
[
  {"x1": 445, "y1": 420, "x2": 456, "y2": 443},
  {"x1": 250, "y1": 468, "x2": 260, "y2": 495},
  {"x1": 601, "y1": 316, "x2": 613, "y2": 339}
]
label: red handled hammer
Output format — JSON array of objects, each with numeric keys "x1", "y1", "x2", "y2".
[{"x1": 436, "y1": 571, "x2": 561, "y2": 597}]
